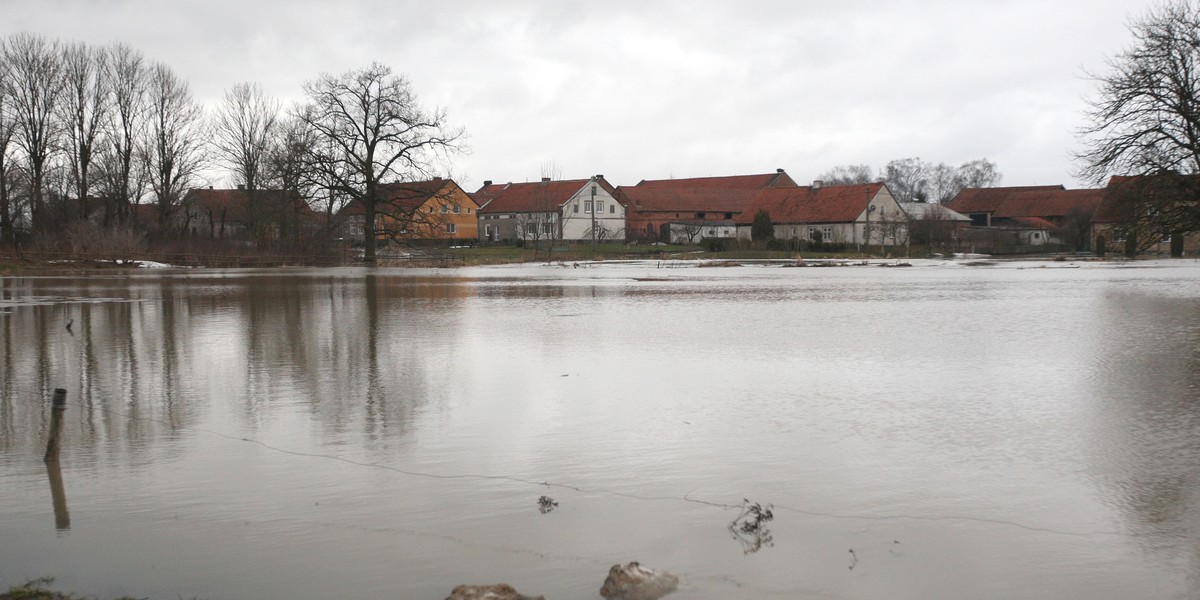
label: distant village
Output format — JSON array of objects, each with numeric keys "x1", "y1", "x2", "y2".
[{"x1": 166, "y1": 169, "x2": 1196, "y2": 258}]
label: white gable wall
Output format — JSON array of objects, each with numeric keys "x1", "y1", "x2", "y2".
[{"x1": 560, "y1": 183, "x2": 624, "y2": 241}]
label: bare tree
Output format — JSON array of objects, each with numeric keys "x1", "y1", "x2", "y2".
[
  {"x1": 817, "y1": 164, "x2": 875, "y2": 185},
  {"x1": 924, "y1": 163, "x2": 960, "y2": 204},
  {"x1": 906, "y1": 203, "x2": 961, "y2": 254},
  {"x1": 213, "y1": 82, "x2": 279, "y2": 239},
  {"x1": 863, "y1": 200, "x2": 910, "y2": 255},
  {"x1": 823, "y1": 158, "x2": 1000, "y2": 204},
  {"x1": 58, "y1": 41, "x2": 109, "y2": 222},
  {"x1": 0, "y1": 50, "x2": 20, "y2": 242},
  {"x1": 883, "y1": 157, "x2": 929, "y2": 203},
  {"x1": 98, "y1": 42, "x2": 146, "y2": 226},
  {"x1": 1058, "y1": 205, "x2": 1096, "y2": 251},
  {"x1": 673, "y1": 220, "x2": 705, "y2": 244},
  {"x1": 263, "y1": 111, "x2": 320, "y2": 241},
  {"x1": 955, "y1": 158, "x2": 1001, "y2": 189},
  {"x1": 3, "y1": 32, "x2": 64, "y2": 234},
  {"x1": 142, "y1": 62, "x2": 206, "y2": 229},
  {"x1": 1078, "y1": 0, "x2": 1200, "y2": 248},
  {"x1": 300, "y1": 63, "x2": 463, "y2": 262}
]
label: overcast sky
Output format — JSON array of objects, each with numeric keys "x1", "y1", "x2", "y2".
[{"x1": 3, "y1": 0, "x2": 1145, "y2": 191}]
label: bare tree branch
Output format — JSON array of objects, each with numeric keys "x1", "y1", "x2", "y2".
[{"x1": 299, "y1": 63, "x2": 464, "y2": 262}]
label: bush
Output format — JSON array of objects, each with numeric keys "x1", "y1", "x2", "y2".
[
  {"x1": 701, "y1": 237, "x2": 730, "y2": 252},
  {"x1": 64, "y1": 222, "x2": 147, "y2": 259}
]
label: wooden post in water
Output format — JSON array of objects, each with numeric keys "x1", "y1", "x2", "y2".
[
  {"x1": 44, "y1": 388, "x2": 67, "y2": 462},
  {"x1": 44, "y1": 388, "x2": 71, "y2": 530}
]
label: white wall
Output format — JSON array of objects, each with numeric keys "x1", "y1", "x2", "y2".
[{"x1": 560, "y1": 183, "x2": 624, "y2": 241}]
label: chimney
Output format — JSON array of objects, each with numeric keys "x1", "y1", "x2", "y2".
[
  {"x1": 541, "y1": 177, "x2": 551, "y2": 183},
  {"x1": 595, "y1": 174, "x2": 604, "y2": 179},
  {"x1": 777, "y1": 168, "x2": 785, "y2": 173},
  {"x1": 812, "y1": 180, "x2": 823, "y2": 189},
  {"x1": 433, "y1": 176, "x2": 442, "y2": 181},
  {"x1": 483, "y1": 180, "x2": 493, "y2": 186},
  {"x1": 237, "y1": 184, "x2": 245, "y2": 191},
  {"x1": 208, "y1": 186, "x2": 214, "y2": 190}
]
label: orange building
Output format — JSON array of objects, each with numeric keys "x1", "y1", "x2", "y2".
[{"x1": 341, "y1": 178, "x2": 479, "y2": 244}]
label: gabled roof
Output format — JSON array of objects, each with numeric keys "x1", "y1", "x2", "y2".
[
  {"x1": 475, "y1": 178, "x2": 617, "y2": 214},
  {"x1": 616, "y1": 186, "x2": 760, "y2": 214},
  {"x1": 946, "y1": 185, "x2": 1115, "y2": 218},
  {"x1": 736, "y1": 183, "x2": 886, "y2": 225},
  {"x1": 337, "y1": 178, "x2": 474, "y2": 217},
  {"x1": 183, "y1": 188, "x2": 312, "y2": 222},
  {"x1": 380, "y1": 179, "x2": 461, "y2": 213},
  {"x1": 945, "y1": 185, "x2": 1066, "y2": 215},
  {"x1": 635, "y1": 170, "x2": 796, "y2": 190},
  {"x1": 899, "y1": 202, "x2": 971, "y2": 222}
]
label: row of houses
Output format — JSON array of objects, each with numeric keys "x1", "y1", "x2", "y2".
[{"x1": 172, "y1": 169, "x2": 1198, "y2": 255}]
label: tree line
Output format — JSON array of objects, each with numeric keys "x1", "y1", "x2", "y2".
[
  {"x1": 0, "y1": 32, "x2": 462, "y2": 262},
  {"x1": 817, "y1": 157, "x2": 1002, "y2": 204}
]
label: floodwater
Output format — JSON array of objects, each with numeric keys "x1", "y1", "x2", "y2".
[{"x1": 1, "y1": 259, "x2": 1199, "y2": 600}]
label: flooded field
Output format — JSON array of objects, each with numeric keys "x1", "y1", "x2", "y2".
[{"x1": 2, "y1": 259, "x2": 1199, "y2": 599}]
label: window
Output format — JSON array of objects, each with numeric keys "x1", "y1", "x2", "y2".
[
  {"x1": 585, "y1": 201, "x2": 593, "y2": 213},
  {"x1": 484, "y1": 224, "x2": 491, "y2": 236},
  {"x1": 696, "y1": 212, "x2": 705, "y2": 219},
  {"x1": 609, "y1": 204, "x2": 615, "y2": 214},
  {"x1": 543, "y1": 222, "x2": 553, "y2": 234},
  {"x1": 441, "y1": 205, "x2": 448, "y2": 214},
  {"x1": 453, "y1": 204, "x2": 461, "y2": 214},
  {"x1": 808, "y1": 227, "x2": 819, "y2": 241},
  {"x1": 822, "y1": 226, "x2": 833, "y2": 241},
  {"x1": 596, "y1": 201, "x2": 603, "y2": 213},
  {"x1": 574, "y1": 203, "x2": 579, "y2": 213},
  {"x1": 446, "y1": 223, "x2": 456, "y2": 234}
]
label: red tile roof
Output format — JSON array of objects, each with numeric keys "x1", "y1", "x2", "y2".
[
  {"x1": 339, "y1": 179, "x2": 472, "y2": 216},
  {"x1": 737, "y1": 183, "x2": 886, "y2": 224},
  {"x1": 616, "y1": 186, "x2": 760, "y2": 213},
  {"x1": 475, "y1": 178, "x2": 617, "y2": 214},
  {"x1": 635, "y1": 171, "x2": 796, "y2": 190}
]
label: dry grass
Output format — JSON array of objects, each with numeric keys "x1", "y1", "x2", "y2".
[{"x1": 0, "y1": 578, "x2": 141, "y2": 600}]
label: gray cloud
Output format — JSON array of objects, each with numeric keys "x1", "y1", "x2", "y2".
[{"x1": 4, "y1": 0, "x2": 1143, "y2": 190}]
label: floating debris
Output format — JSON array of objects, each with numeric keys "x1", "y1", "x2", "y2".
[
  {"x1": 537, "y1": 495, "x2": 558, "y2": 514},
  {"x1": 445, "y1": 583, "x2": 545, "y2": 600},
  {"x1": 728, "y1": 499, "x2": 774, "y2": 554},
  {"x1": 599, "y1": 562, "x2": 679, "y2": 600}
]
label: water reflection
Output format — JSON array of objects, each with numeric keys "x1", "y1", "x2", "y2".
[
  {"x1": 3, "y1": 263, "x2": 1200, "y2": 600},
  {"x1": 1087, "y1": 289, "x2": 1200, "y2": 594},
  {"x1": 0, "y1": 271, "x2": 478, "y2": 468}
]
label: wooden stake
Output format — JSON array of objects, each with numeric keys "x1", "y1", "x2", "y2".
[{"x1": 44, "y1": 388, "x2": 67, "y2": 463}]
